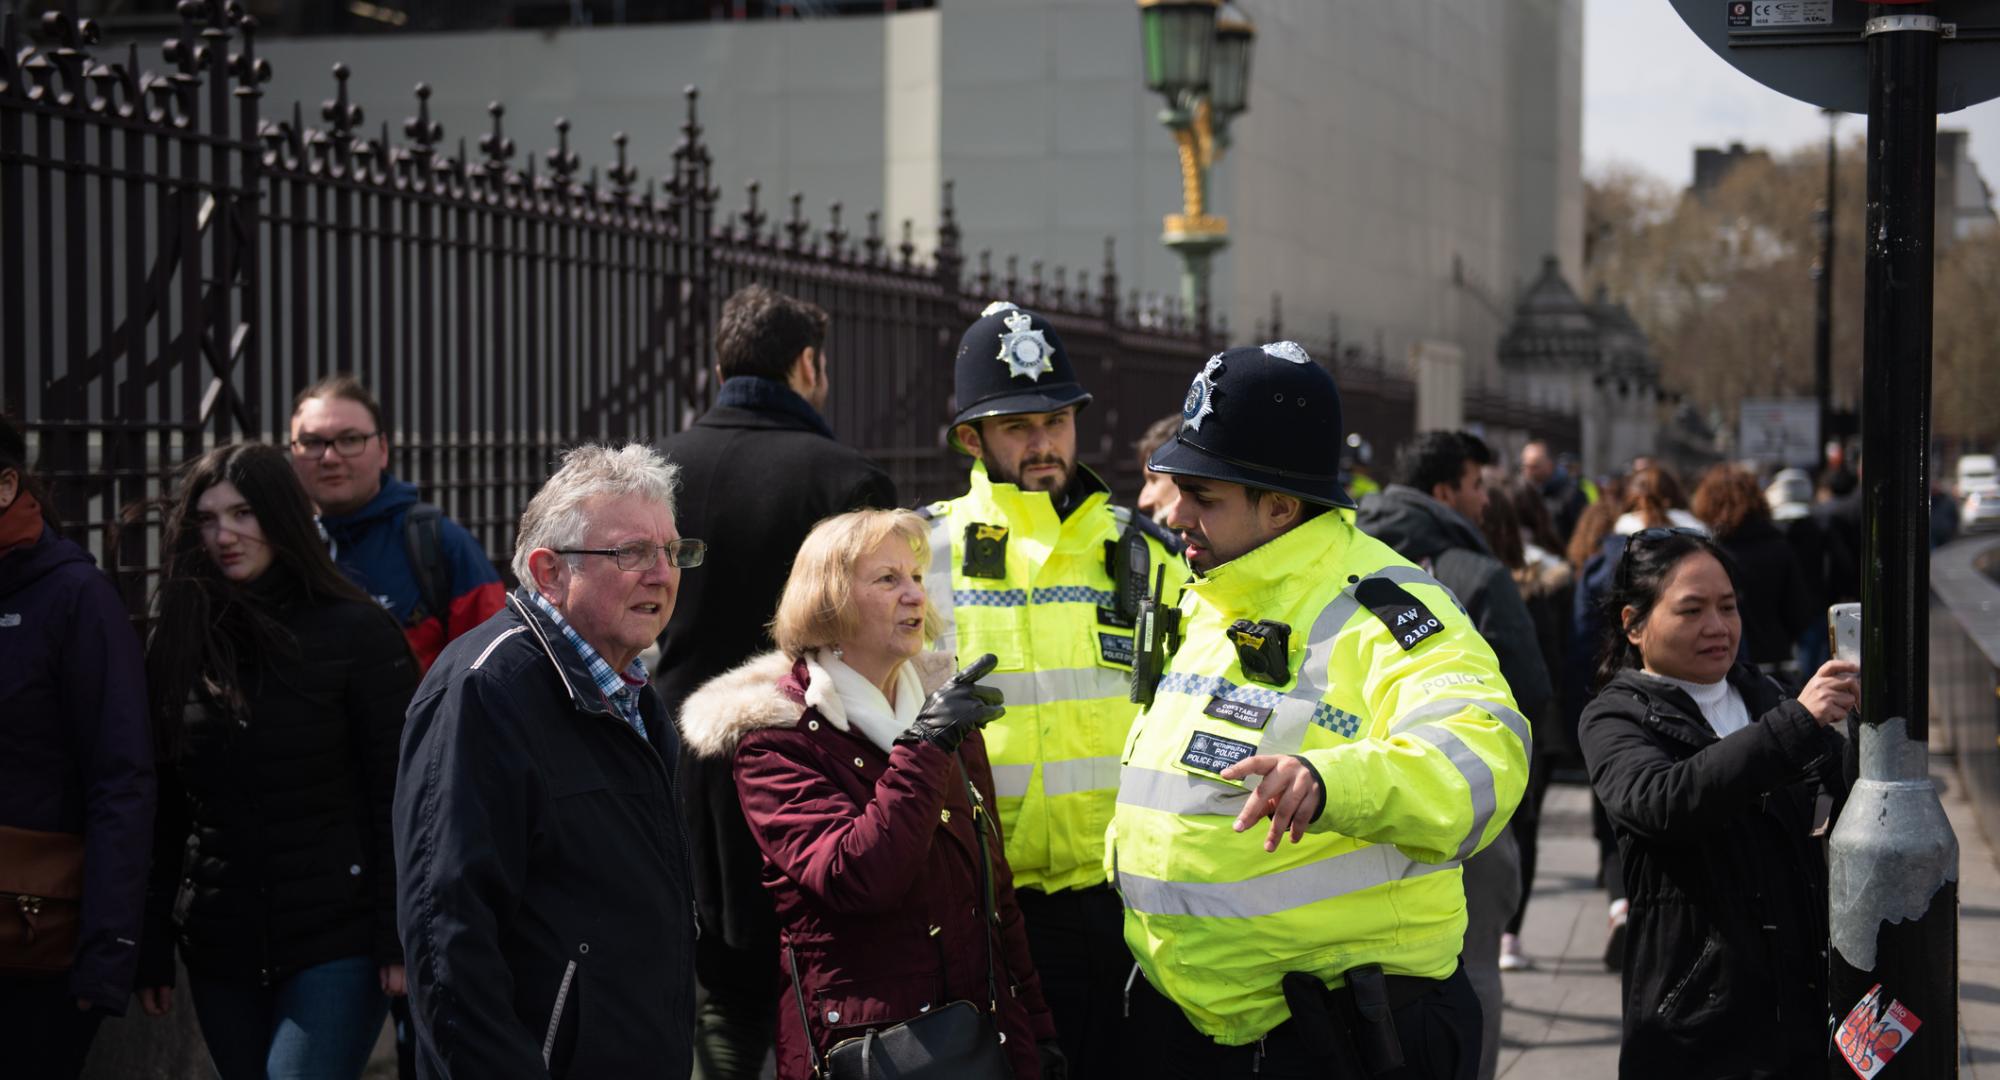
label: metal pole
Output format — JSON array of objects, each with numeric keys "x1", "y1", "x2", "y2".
[
  {"x1": 1826, "y1": 6, "x2": 1958, "y2": 1076},
  {"x1": 1814, "y1": 108, "x2": 1837, "y2": 476}
]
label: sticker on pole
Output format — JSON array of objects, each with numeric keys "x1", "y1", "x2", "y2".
[
  {"x1": 1835, "y1": 983, "x2": 1922, "y2": 1078},
  {"x1": 1742, "y1": 0, "x2": 1832, "y2": 26}
]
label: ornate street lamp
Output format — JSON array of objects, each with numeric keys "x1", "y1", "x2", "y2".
[{"x1": 1138, "y1": 0, "x2": 1254, "y2": 326}]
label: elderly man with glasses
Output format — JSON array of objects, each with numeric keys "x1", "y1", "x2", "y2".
[
  {"x1": 289, "y1": 374, "x2": 505, "y2": 672},
  {"x1": 395, "y1": 443, "x2": 703, "y2": 1080}
]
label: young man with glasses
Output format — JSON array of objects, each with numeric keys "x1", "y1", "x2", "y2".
[{"x1": 290, "y1": 374, "x2": 505, "y2": 672}]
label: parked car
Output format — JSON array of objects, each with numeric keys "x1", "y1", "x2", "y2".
[
  {"x1": 1964, "y1": 488, "x2": 2000, "y2": 534},
  {"x1": 1958, "y1": 455, "x2": 2000, "y2": 533},
  {"x1": 1958, "y1": 454, "x2": 1997, "y2": 495}
]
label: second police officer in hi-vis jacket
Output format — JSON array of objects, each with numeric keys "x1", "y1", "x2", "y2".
[
  {"x1": 1112, "y1": 343, "x2": 1529, "y2": 1080},
  {"x1": 918, "y1": 302, "x2": 1180, "y2": 1076}
]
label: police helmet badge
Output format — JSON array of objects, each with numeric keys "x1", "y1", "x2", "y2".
[
  {"x1": 1262, "y1": 340, "x2": 1312, "y2": 365},
  {"x1": 1182, "y1": 353, "x2": 1223, "y2": 432},
  {"x1": 996, "y1": 309, "x2": 1054, "y2": 381}
]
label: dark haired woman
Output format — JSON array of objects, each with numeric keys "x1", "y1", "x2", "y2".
[
  {"x1": 135, "y1": 443, "x2": 418, "y2": 1080},
  {"x1": 0, "y1": 416, "x2": 155, "y2": 1078},
  {"x1": 1580, "y1": 528, "x2": 1857, "y2": 1078}
]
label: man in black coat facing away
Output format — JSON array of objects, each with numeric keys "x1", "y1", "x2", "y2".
[
  {"x1": 1357, "y1": 430, "x2": 1553, "y2": 1080},
  {"x1": 654, "y1": 284, "x2": 897, "y2": 1079}
]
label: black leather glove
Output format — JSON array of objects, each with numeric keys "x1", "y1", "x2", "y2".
[
  {"x1": 1037, "y1": 1040, "x2": 1070, "y2": 1080},
  {"x1": 894, "y1": 653, "x2": 1004, "y2": 753}
]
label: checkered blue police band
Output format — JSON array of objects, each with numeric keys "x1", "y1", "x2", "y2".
[
  {"x1": 530, "y1": 591, "x2": 650, "y2": 740},
  {"x1": 1157, "y1": 671, "x2": 1363, "y2": 737},
  {"x1": 950, "y1": 585, "x2": 1117, "y2": 609}
]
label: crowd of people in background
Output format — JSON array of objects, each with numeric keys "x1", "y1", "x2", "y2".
[{"x1": 0, "y1": 274, "x2": 1956, "y2": 1079}]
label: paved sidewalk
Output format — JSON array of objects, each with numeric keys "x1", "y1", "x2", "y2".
[{"x1": 1501, "y1": 767, "x2": 2000, "y2": 1077}]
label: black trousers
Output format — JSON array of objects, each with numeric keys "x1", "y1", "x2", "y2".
[
  {"x1": 0, "y1": 976, "x2": 106, "y2": 1080},
  {"x1": 1127, "y1": 965, "x2": 1482, "y2": 1080},
  {"x1": 692, "y1": 933, "x2": 777, "y2": 1080},
  {"x1": 1015, "y1": 885, "x2": 1135, "y2": 1078}
]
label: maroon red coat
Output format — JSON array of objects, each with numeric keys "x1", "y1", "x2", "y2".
[{"x1": 677, "y1": 651, "x2": 1054, "y2": 1080}]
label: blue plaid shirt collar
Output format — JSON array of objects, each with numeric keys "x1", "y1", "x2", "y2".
[{"x1": 528, "y1": 591, "x2": 650, "y2": 740}]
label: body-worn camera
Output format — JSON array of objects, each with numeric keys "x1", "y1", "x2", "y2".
[{"x1": 1229, "y1": 619, "x2": 1292, "y2": 686}]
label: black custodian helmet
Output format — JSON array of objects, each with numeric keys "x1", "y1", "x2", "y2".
[
  {"x1": 949, "y1": 301, "x2": 1092, "y2": 453},
  {"x1": 1146, "y1": 341, "x2": 1354, "y2": 510}
]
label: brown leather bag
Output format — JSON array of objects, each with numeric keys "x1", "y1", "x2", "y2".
[{"x1": 0, "y1": 825, "x2": 85, "y2": 975}]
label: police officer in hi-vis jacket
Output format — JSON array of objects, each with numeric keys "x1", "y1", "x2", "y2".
[
  {"x1": 1112, "y1": 342, "x2": 1529, "y2": 1080},
  {"x1": 919, "y1": 301, "x2": 1180, "y2": 1077}
]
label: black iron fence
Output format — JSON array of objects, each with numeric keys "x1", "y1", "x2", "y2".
[{"x1": 3, "y1": 3, "x2": 1575, "y2": 611}]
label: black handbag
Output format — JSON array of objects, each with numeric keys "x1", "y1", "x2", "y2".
[{"x1": 786, "y1": 751, "x2": 1016, "y2": 1080}]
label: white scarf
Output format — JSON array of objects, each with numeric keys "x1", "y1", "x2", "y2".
[{"x1": 802, "y1": 650, "x2": 924, "y2": 754}]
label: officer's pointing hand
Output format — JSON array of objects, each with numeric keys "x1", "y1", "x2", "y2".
[{"x1": 1219, "y1": 755, "x2": 1322, "y2": 853}]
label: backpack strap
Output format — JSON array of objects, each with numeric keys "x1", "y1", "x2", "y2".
[{"x1": 402, "y1": 502, "x2": 452, "y2": 638}]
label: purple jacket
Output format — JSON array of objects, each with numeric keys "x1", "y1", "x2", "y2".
[
  {"x1": 677, "y1": 652, "x2": 1054, "y2": 1080},
  {"x1": 0, "y1": 524, "x2": 156, "y2": 1013}
]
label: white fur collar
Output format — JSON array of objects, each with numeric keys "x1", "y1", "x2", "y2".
[{"x1": 675, "y1": 649, "x2": 956, "y2": 760}]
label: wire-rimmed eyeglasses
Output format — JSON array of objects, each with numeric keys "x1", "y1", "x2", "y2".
[{"x1": 556, "y1": 539, "x2": 707, "y2": 572}]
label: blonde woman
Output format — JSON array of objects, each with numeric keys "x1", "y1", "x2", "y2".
[{"x1": 677, "y1": 510, "x2": 1059, "y2": 1080}]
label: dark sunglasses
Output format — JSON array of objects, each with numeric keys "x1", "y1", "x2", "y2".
[
  {"x1": 1615, "y1": 526, "x2": 1709, "y2": 589},
  {"x1": 1628, "y1": 526, "x2": 1707, "y2": 545}
]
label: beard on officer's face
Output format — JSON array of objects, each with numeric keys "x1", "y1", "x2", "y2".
[{"x1": 988, "y1": 448, "x2": 1076, "y2": 498}]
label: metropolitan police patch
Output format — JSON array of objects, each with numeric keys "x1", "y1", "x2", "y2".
[{"x1": 1180, "y1": 731, "x2": 1257, "y2": 775}]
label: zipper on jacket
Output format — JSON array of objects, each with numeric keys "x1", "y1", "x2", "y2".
[
  {"x1": 1656, "y1": 934, "x2": 1718, "y2": 1017},
  {"x1": 542, "y1": 958, "x2": 578, "y2": 1068}
]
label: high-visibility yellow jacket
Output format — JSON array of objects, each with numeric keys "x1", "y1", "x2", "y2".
[
  {"x1": 1107, "y1": 509, "x2": 1529, "y2": 1045},
  {"x1": 923, "y1": 462, "x2": 1181, "y2": 893}
]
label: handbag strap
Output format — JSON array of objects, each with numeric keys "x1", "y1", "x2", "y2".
[
  {"x1": 956, "y1": 749, "x2": 1001, "y2": 1014},
  {"x1": 780, "y1": 751, "x2": 1005, "y2": 1080},
  {"x1": 786, "y1": 940, "x2": 827, "y2": 1079}
]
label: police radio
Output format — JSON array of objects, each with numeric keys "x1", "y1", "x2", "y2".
[{"x1": 1130, "y1": 565, "x2": 1182, "y2": 708}]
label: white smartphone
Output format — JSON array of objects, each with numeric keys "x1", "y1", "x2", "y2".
[{"x1": 1829, "y1": 602, "x2": 1862, "y2": 665}]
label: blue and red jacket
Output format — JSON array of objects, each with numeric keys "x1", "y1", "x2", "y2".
[{"x1": 321, "y1": 473, "x2": 505, "y2": 673}]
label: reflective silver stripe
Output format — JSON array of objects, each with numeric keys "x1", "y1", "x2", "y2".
[
  {"x1": 1258, "y1": 587, "x2": 1370, "y2": 756},
  {"x1": 926, "y1": 516, "x2": 957, "y2": 656},
  {"x1": 1406, "y1": 723, "x2": 1499, "y2": 860},
  {"x1": 1116, "y1": 847, "x2": 1460, "y2": 919},
  {"x1": 1116, "y1": 766, "x2": 1247, "y2": 816},
  {"x1": 1040, "y1": 756, "x2": 1122, "y2": 796},
  {"x1": 989, "y1": 763, "x2": 1036, "y2": 798},
  {"x1": 1260, "y1": 566, "x2": 1481, "y2": 756},
  {"x1": 471, "y1": 626, "x2": 528, "y2": 670},
  {"x1": 1389, "y1": 698, "x2": 1531, "y2": 755},
  {"x1": 984, "y1": 667, "x2": 1131, "y2": 707},
  {"x1": 989, "y1": 757, "x2": 1122, "y2": 799}
]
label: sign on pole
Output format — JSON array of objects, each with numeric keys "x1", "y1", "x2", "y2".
[
  {"x1": 1738, "y1": 397, "x2": 1821, "y2": 467},
  {"x1": 1669, "y1": 0, "x2": 2000, "y2": 111}
]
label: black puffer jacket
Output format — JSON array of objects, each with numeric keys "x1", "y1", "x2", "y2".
[
  {"x1": 1580, "y1": 665, "x2": 1848, "y2": 1079},
  {"x1": 140, "y1": 570, "x2": 417, "y2": 987}
]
